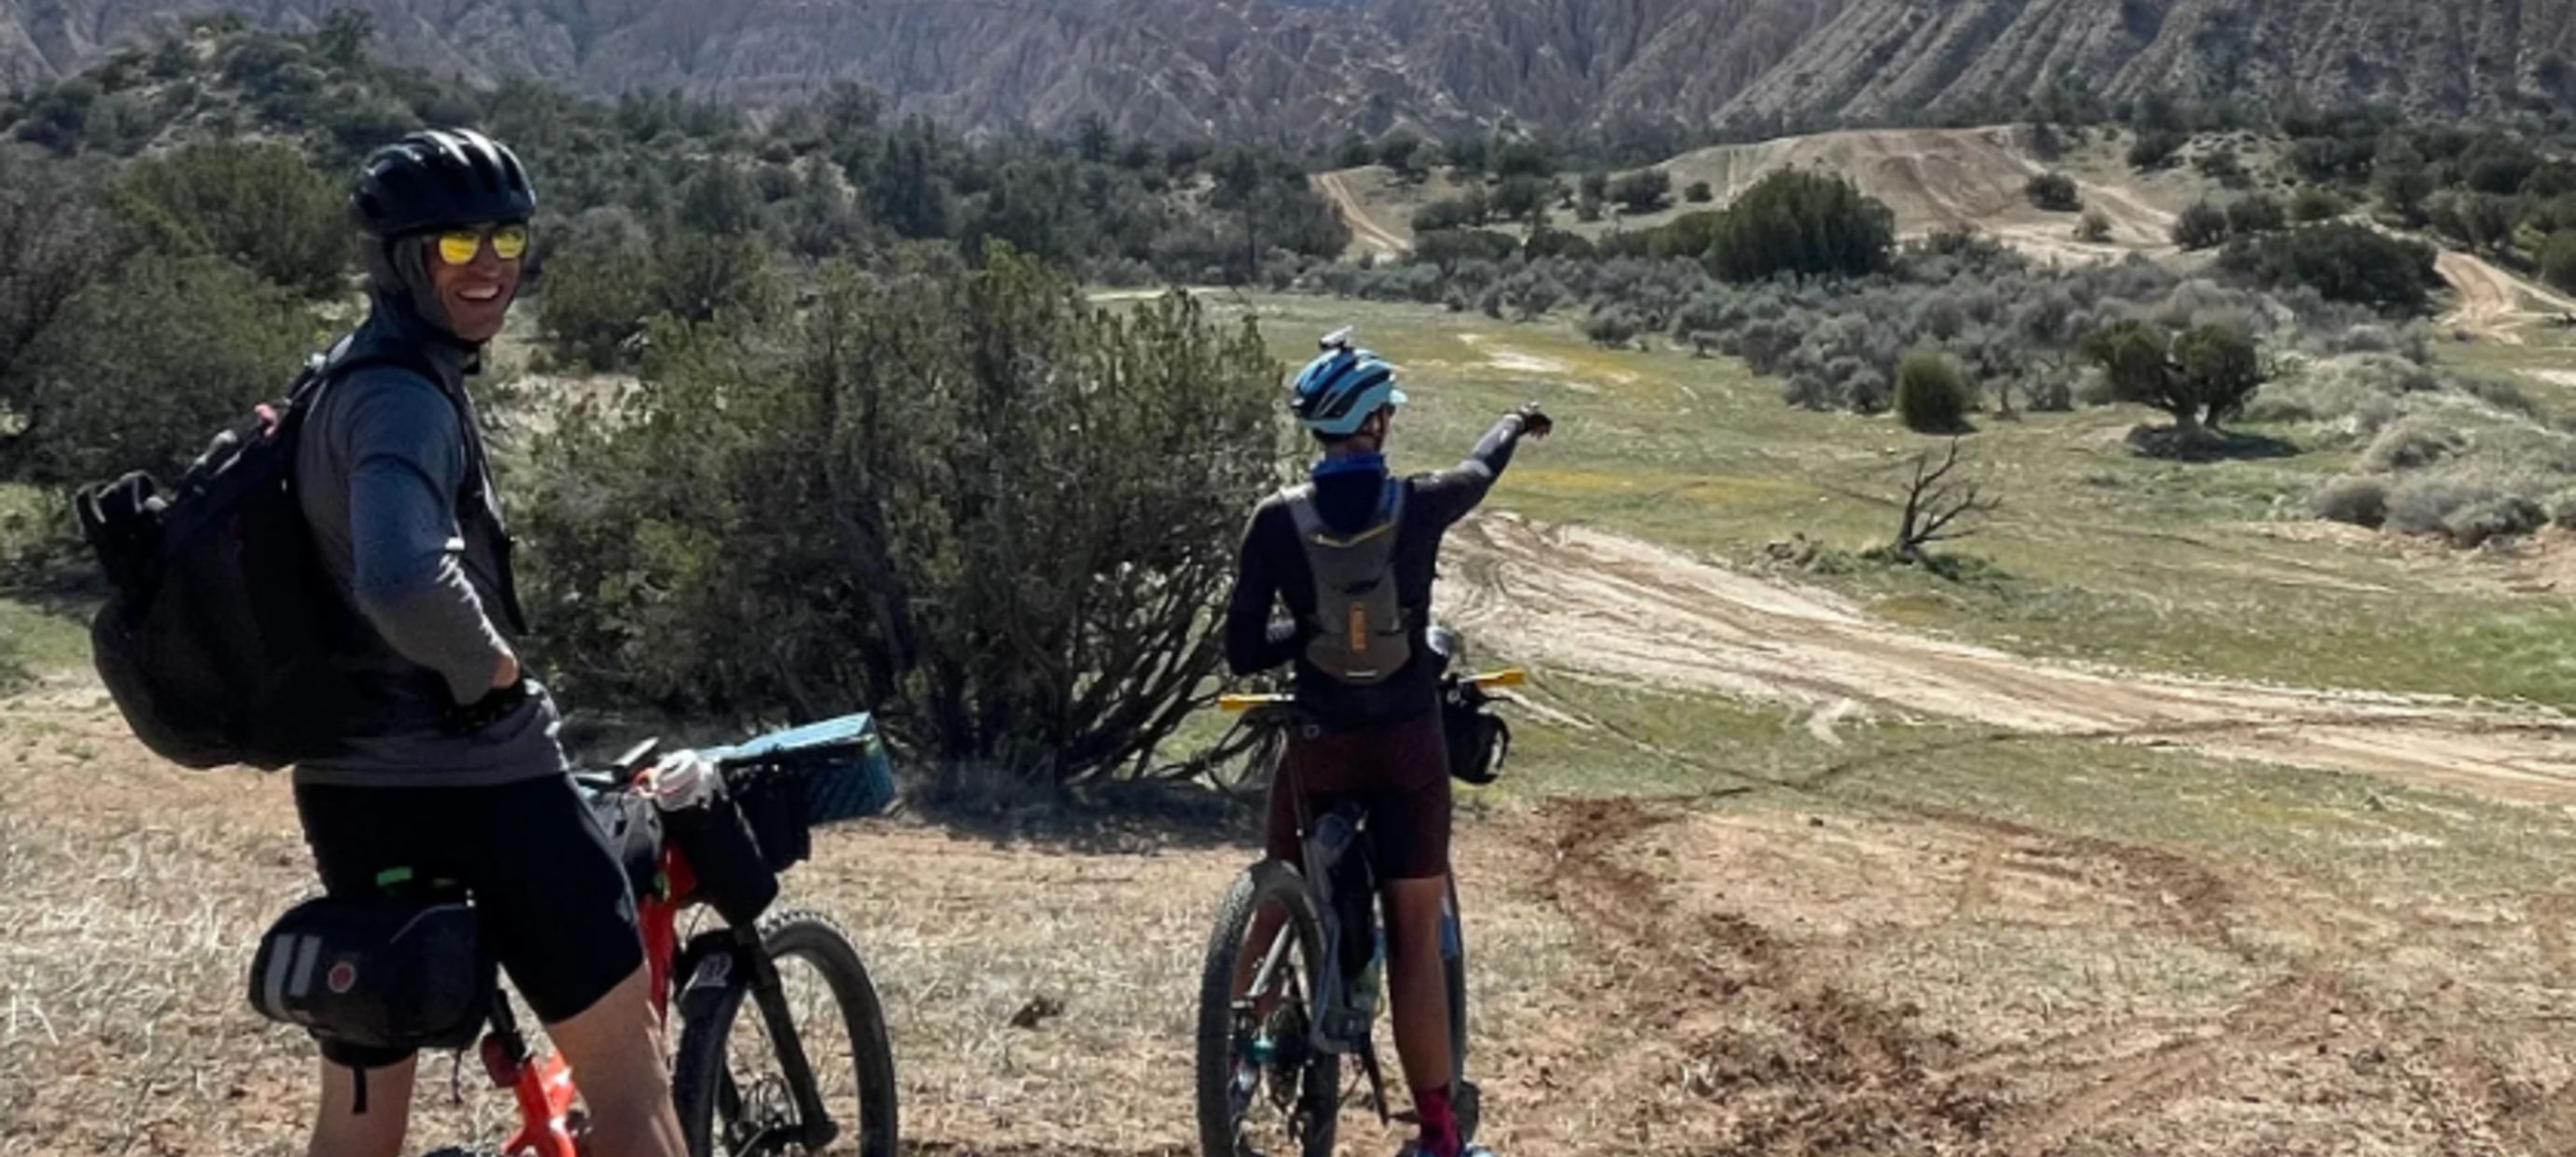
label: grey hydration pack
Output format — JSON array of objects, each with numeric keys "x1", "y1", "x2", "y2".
[{"x1": 1285, "y1": 478, "x2": 1411, "y2": 685}]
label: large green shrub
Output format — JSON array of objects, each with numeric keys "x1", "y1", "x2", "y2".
[
  {"x1": 4, "y1": 253, "x2": 320, "y2": 487},
  {"x1": 517, "y1": 244, "x2": 1287, "y2": 793},
  {"x1": 109, "y1": 139, "x2": 350, "y2": 298}
]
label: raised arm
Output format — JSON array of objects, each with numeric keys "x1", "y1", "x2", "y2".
[{"x1": 1413, "y1": 402, "x2": 1551, "y2": 527}]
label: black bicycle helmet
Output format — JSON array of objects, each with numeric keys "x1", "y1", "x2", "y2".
[{"x1": 349, "y1": 127, "x2": 536, "y2": 239}]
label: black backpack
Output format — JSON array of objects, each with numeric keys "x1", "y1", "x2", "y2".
[{"x1": 74, "y1": 342, "x2": 435, "y2": 772}]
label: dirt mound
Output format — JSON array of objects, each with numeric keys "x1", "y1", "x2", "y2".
[
  {"x1": 1440, "y1": 512, "x2": 2576, "y2": 805},
  {"x1": 1659, "y1": 127, "x2": 2177, "y2": 263}
]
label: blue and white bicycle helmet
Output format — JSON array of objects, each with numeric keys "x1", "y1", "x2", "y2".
[{"x1": 1290, "y1": 327, "x2": 1407, "y2": 437}]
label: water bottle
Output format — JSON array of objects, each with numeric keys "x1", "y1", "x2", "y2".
[
  {"x1": 1309, "y1": 810, "x2": 1359, "y2": 884},
  {"x1": 1307, "y1": 810, "x2": 1362, "y2": 1046},
  {"x1": 1352, "y1": 923, "x2": 1386, "y2": 1024}
]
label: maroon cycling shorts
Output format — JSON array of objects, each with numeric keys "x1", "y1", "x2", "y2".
[{"x1": 1266, "y1": 708, "x2": 1452, "y2": 882}]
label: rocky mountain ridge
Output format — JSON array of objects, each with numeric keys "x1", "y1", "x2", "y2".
[{"x1": 4, "y1": 0, "x2": 2570, "y2": 141}]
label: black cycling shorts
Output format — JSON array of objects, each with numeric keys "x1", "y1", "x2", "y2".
[
  {"x1": 1267, "y1": 708, "x2": 1453, "y2": 882},
  {"x1": 292, "y1": 774, "x2": 646, "y2": 1063}
]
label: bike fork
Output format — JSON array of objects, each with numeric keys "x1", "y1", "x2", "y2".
[{"x1": 738, "y1": 937, "x2": 842, "y2": 1152}]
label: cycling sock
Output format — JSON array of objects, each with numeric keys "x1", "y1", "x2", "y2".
[{"x1": 1414, "y1": 1082, "x2": 1461, "y2": 1157}]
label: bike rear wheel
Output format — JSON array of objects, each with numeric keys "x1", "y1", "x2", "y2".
[
  {"x1": 1196, "y1": 859, "x2": 1339, "y2": 1157},
  {"x1": 671, "y1": 907, "x2": 899, "y2": 1157}
]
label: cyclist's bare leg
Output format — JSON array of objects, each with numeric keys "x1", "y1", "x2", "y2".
[
  {"x1": 307, "y1": 1056, "x2": 415, "y2": 1157},
  {"x1": 544, "y1": 962, "x2": 686, "y2": 1157},
  {"x1": 1382, "y1": 875, "x2": 1453, "y2": 1098}
]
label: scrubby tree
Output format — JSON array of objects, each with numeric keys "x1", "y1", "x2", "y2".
[
  {"x1": 1493, "y1": 138, "x2": 1555, "y2": 180},
  {"x1": 2173, "y1": 201, "x2": 2231, "y2": 249},
  {"x1": 1491, "y1": 175, "x2": 1551, "y2": 225},
  {"x1": 107, "y1": 139, "x2": 347, "y2": 298},
  {"x1": 2225, "y1": 193, "x2": 2287, "y2": 237},
  {"x1": 2025, "y1": 172, "x2": 2081, "y2": 212},
  {"x1": 1608, "y1": 167, "x2": 1673, "y2": 214},
  {"x1": 1889, "y1": 438, "x2": 1998, "y2": 564},
  {"x1": 2543, "y1": 230, "x2": 2576, "y2": 294},
  {"x1": 1411, "y1": 189, "x2": 1490, "y2": 232},
  {"x1": 1689, "y1": 169, "x2": 1895, "y2": 284},
  {"x1": 1895, "y1": 352, "x2": 1972, "y2": 433},
  {"x1": 0, "y1": 147, "x2": 127, "y2": 469},
  {"x1": 517, "y1": 244, "x2": 1287, "y2": 791},
  {"x1": 2290, "y1": 186, "x2": 2345, "y2": 222},
  {"x1": 537, "y1": 225, "x2": 655, "y2": 371},
  {"x1": 2128, "y1": 129, "x2": 2187, "y2": 171},
  {"x1": 5, "y1": 253, "x2": 320, "y2": 487},
  {"x1": 1583, "y1": 304, "x2": 1642, "y2": 347},
  {"x1": 2079, "y1": 318, "x2": 2266, "y2": 432},
  {"x1": 2217, "y1": 223, "x2": 2440, "y2": 316},
  {"x1": 2374, "y1": 140, "x2": 2436, "y2": 225}
]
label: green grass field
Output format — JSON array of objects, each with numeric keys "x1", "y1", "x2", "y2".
[
  {"x1": 1206, "y1": 292, "x2": 2576, "y2": 708},
  {"x1": 1475, "y1": 671, "x2": 2576, "y2": 902}
]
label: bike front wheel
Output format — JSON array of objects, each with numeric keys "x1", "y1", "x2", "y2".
[
  {"x1": 1196, "y1": 859, "x2": 1339, "y2": 1157},
  {"x1": 1442, "y1": 875, "x2": 1479, "y2": 1145},
  {"x1": 670, "y1": 907, "x2": 900, "y2": 1157}
]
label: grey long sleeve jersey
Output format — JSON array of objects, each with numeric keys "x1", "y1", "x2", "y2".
[{"x1": 290, "y1": 317, "x2": 567, "y2": 788}]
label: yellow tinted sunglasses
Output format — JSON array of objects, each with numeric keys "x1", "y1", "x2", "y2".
[{"x1": 433, "y1": 223, "x2": 530, "y2": 265}]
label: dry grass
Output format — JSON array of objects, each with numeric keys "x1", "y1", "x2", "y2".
[
  {"x1": 12, "y1": 675, "x2": 2576, "y2": 1155},
  {"x1": 0, "y1": 700, "x2": 1584, "y2": 1157}
]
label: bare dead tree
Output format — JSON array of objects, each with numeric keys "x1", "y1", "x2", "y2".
[{"x1": 1893, "y1": 438, "x2": 2001, "y2": 563}]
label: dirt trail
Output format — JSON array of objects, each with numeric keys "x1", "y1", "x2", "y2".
[
  {"x1": 1660, "y1": 127, "x2": 2177, "y2": 263},
  {"x1": 2439, "y1": 251, "x2": 2528, "y2": 343},
  {"x1": 1440, "y1": 513, "x2": 2576, "y2": 805},
  {"x1": 1316, "y1": 169, "x2": 1409, "y2": 258},
  {"x1": 2436, "y1": 249, "x2": 2576, "y2": 344}
]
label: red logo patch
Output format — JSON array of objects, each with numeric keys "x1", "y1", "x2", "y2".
[{"x1": 327, "y1": 961, "x2": 357, "y2": 994}]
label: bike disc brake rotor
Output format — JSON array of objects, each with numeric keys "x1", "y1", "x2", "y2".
[
  {"x1": 1228, "y1": 982, "x2": 1326, "y2": 1154},
  {"x1": 717, "y1": 1071, "x2": 800, "y2": 1155}
]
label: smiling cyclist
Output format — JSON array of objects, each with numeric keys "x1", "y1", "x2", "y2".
[
  {"x1": 287, "y1": 128, "x2": 687, "y2": 1157},
  {"x1": 1221, "y1": 328, "x2": 1549, "y2": 1157}
]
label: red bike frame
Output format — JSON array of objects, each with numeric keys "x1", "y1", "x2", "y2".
[{"x1": 479, "y1": 838, "x2": 705, "y2": 1157}]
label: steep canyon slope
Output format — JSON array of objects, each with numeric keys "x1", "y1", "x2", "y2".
[{"x1": 4, "y1": 0, "x2": 2570, "y2": 139}]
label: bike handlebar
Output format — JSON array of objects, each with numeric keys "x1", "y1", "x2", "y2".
[{"x1": 1217, "y1": 666, "x2": 1527, "y2": 714}]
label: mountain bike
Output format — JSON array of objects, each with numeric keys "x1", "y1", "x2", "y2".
[
  {"x1": 1192, "y1": 633, "x2": 1523, "y2": 1157},
  {"x1": 285, "y1": 714, "x2": 904, "y2": 1157}
]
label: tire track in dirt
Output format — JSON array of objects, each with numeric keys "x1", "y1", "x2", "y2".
[
  {"x1": 1440, "y1": 513, "x2": 2576, "y2": 807},
  {"x1": 1521, "y1": 795, "x2": 2553, "y2": 1155},
  {"x1": 1532, "y1": 796, "x2": 2010, "y2": 1153},
  {"x1": 1996, "y1": 969, "x2": 2351, "y2": 1157}
]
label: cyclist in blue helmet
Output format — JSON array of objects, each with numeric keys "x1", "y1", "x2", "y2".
[{"x1": 1224, "y1": 327, "x2": 1550, "y2": 1157}]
